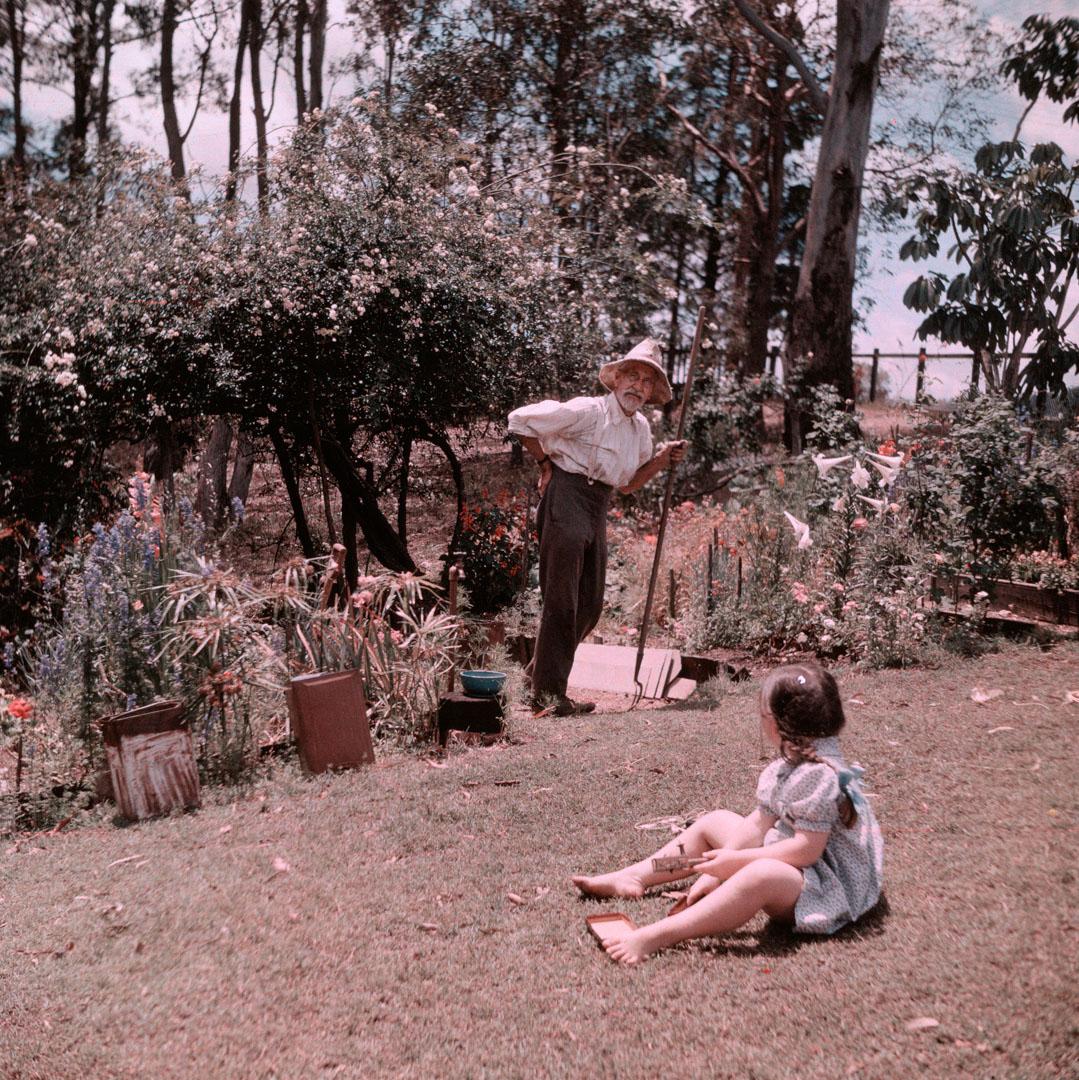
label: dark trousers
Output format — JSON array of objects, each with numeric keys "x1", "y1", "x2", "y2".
[{"x1": 531, "y1": 466, "x2": 612, "y2": 698}]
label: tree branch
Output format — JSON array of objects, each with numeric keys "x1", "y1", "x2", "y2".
[
  {"x1": 663, "y1": 101, "x2": 766, "y2": 219},
  {"x1": 731, "y1": 0, "x2": 829, "y2": 115}
]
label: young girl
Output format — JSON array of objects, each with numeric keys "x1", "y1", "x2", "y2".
[{"x1": 573, "y1": 662, "x2": 884, "y2": 965}]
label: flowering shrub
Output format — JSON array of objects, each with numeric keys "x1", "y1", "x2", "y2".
[{"x1": 455, "y1": 492, "x2": 534, "y2": 614}]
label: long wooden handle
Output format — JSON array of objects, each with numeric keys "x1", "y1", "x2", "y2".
[{"x1": 633, "y1": 305, "x2": 708, "y2": 679}]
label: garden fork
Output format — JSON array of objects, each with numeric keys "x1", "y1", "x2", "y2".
[{"x1": 631, "y1": 304, "x2": 708, "y2": 709}]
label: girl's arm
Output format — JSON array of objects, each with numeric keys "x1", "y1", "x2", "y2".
[{"x1": 694, "y1": 828, "x2": 829, "y2": 882}]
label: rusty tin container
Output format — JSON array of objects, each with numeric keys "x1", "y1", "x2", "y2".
[
  {"x1": 100, "y1": 700, "x2": 201, "y2": 821},
  {"x1": 286, "y1": 670, "x2": 375, "y2": 774}
]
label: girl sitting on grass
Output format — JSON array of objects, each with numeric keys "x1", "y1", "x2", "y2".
[{"x1": 573, "y1": 662, "x2": 883, "y2": 965}]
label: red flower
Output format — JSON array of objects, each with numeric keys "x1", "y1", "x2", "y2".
[{"x1": 6, "y1": 697, "x2": 33, "y2": 720}]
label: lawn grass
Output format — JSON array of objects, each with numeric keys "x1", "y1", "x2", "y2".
[{"x1": 3, "y1": 644, "x2": 1078, "y2": 1079}]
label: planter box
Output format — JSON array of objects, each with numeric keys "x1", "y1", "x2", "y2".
[
  {"x1": 286, "y1": 670, "x2": 375, "y2": 774},
  {"x1": 101, "y1": 700, "x2": 200, "y2": 822},
  {"x1": 929, "y1": 574, "x2": 1079, "y2": 627},
  {"x1": 436, "y1": 691, "x2": 504, "y2": 746}
]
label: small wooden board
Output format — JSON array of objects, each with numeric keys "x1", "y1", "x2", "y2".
[
  {"x1": 652, "y1": 855, "x2": 706, "y2": 873},
  {"x1": 586, "y1": 912, "x2": 637, "y2": 948}
]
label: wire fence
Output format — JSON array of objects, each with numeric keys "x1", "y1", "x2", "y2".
[{"x1": 668, "y1": 347, "x2": 1073, "y2": 413}]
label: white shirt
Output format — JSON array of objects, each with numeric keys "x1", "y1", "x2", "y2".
[{"x1": 507, "y1": 393, "x2": 653, "y2": 489}]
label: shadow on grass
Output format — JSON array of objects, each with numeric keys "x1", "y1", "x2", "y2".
[{"x1": 691, "y1": 892, "x2": 892, "y2": 959}]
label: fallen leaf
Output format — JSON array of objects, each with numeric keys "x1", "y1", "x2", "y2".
[
  {"x1": 218, "y1": 825, "x2": 232, "y2": 834},
  {"x1": 847, "y1": 694, "x2": 867, "y2": 706},
  {"x1": 506, "y1": 892, "x2": 525, "y2": 905},
  {"x1": 986, "y1": 726, "x2": 1014, "y2": 735},
  {"x1": 534, "y1": 886, "x2": 550, "y2": 898},
  {"x1": 970, "y1": 687, "x2": 1003, "y2": 705},
  {"x1": 272, "y1": 856, "x2": 291, "y2": 874},
  {"x1": 106, "y1": 854, "x2": 144, "y2": 869},
  {"x1": 1065, "y1": 690, "x2": 1079, "y2": 705},
  {"x1": 419, "y1": 922, "x2": 440, "y2": 932},
  {"x1": 905, "y1": 1017, "x2": 940, "y2": 1032},
  {"x1": 425, "y1": 759, "x2": 448, "y2": 769}
]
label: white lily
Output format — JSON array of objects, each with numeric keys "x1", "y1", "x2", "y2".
[
  {"x1": 856, "y1": 494, "x2": 887, "y2": 515},
  {"x1": 867, "y1": 451, "x2": 904, "y2": 469},
  {"x1": 850, "y1": 461, "x2": 871, "y2": 490},
  {"x1": 812, "y1": 453, "x2": 853, "y2": 478},
  {"x1": 783, "y1": 511, "x2": 813, "y2": 550},
  {"x1": 869, "y1": 459, "x2": 900, "y2": 486}
]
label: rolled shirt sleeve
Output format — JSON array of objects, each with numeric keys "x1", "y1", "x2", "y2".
[{"x1": 507, "y1": 397, "x2": 600, "y2": 441}]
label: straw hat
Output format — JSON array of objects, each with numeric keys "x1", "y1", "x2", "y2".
[{"x1": 598, "y1": 338, "x2": 673, "y2": 406}]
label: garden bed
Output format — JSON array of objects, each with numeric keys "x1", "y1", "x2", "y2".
[{"x1": 929, "y1": 573, "x2": 1079, "y2": 627}]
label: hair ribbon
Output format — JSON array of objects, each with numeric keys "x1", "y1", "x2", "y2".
[{"x1": 837, "y1": 764, "x2": 868, "y2": 813}]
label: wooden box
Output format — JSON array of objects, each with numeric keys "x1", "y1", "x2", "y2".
[
  {"x1": 101, "y1": 700, "x2": 200, "y2": 821},
  {"x1": 286, "y1": 670, "x2": 375, "y2": 774},
  {"x1": 437, "y1": 691, "x2": 504, "y2": 746}
]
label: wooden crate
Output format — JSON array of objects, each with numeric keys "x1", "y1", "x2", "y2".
[
  {"x1": 101, "y1": 701, "x2": 200, "y2": 822},
  {"x1": 286, "y1": 670, "x2": 375, "y2": 774}
]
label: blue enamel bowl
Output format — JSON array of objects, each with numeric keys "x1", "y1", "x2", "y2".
[{"x1": 459, "y1": 670, "x2": 507, "y2": 697}]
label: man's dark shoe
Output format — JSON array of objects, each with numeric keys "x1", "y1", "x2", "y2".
[{"x1": 533, "y1": 695, "x2": 596, "y2": 717}]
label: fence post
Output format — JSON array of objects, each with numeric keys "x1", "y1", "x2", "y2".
[
  {"x1": 915, "y1": 348, "x2": 927, "y2": 404},
  {"x1": 869, "y1": 348, "x2": 880, "y2": 403},
  {"x1": 969, "y1": 353, "x2": 980, "y2": 398}
]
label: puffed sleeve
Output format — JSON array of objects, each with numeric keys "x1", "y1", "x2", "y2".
[
  {"x1": 780, "y1": 763, "x2": 841, "y2": 833},
  {"x1": 755, "y1": 759, "x2": 784, "y2": 817},
  {"x1": 507, "y1": 396, "x2": 599, "y2": 439}
]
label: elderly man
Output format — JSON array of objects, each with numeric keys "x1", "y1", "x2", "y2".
[{"x1": 508, "y1": 339, "x2": 687, "y2": 716}]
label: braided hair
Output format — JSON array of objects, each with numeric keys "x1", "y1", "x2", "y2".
[{"x1": 760, "y1": 662, "x2": 857, "y2": 828}]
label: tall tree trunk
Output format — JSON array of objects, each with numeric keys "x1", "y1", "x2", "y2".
[
  {"x1": 341, "y1": 493, "x2": 358, "y2": 590},
  {"x1": 320, "y1": 438, "x2": 416, "y2": 573},
  {"x1": 785, "y1": 0, "x2": 890, "y2": 426},
  {"x1": 225, "y1": 0, "x2": 250, "y2": 202},
  {"x1": 227, "y1": 431, "x2": 257, "y2": 509},
  {"x1": 293, "y1": 0, "x2": 307, "y2": 121},
  {"x1": 268, "y1": 424, "x2": 316, "y2": 558},
  {"x1": 5, "y1": 0, "x2": 26, "y2": 170},
  {"x1": 397, "y1": 431, "x2": 412, "y2": 544},
  {"x1": 307, "y1": 0, "x2": 326, "y2": 111},
  {"x1": 196, "y1": 416, "x2": 233, "y2": 529},
  {"x1": 96, "y1": 0, "x2": 114, "y2": 150},
  {"x1": 743, "y1": 62, "x2": 787, "y2": 377},
  {"x1": 69, "y1": 0, "x2": 92, "y2": 177},
  {"x1": 246, "y1": 0, "x2": 270, "y2": 209},
  {"x1": 161, "y1": 0, "x2": 187, "y2": 183}
]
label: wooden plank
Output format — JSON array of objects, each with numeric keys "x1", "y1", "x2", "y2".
[{"x1": 567, "y1": 643, "x2": 681, "y2": 698}]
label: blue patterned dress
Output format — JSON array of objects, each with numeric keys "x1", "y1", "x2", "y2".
[{"x1": 755, "y1": 736, "x2": 884, "y2": 935}]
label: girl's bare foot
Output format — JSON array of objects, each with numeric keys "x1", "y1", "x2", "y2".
[
  {"x1": 604, "y1": 928, "x2": 658, "y2": 966},
  {"x1": 572, "y1": 870, "x2": 646, "y2": 899}
]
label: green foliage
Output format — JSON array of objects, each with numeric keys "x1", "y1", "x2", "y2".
[
  {"x1": 685, "y1": 371, "x2": 774, "y2": 472},
  {"x1": 910, "y1": 397, "x2": 1060, "y2": 575},
  {"x1": 891, "y1": 15, "x2": 1079, "y2": 398},
  {"x1": 455, "y1": 492, "x2": 534, "y2": 614}
]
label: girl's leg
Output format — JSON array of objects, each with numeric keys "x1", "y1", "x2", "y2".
[
  {"x1": 573, "y1": 810, "x2": 747, "y2": 898},
  {"x1": 605, "y1": 858, "x2": 803, "y2": 965}
]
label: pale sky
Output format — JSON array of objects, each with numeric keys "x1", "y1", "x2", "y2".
[{"x1": 13, "y1": 0, "x2": 1078, "y2": 401}]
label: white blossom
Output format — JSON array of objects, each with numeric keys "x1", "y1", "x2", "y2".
[{"x1": 783, "y1": 511, "x2": 813, "y2": 550}]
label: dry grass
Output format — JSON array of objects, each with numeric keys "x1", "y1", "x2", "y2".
[{"x1": 3, "y1": 644, "x2": 1078, "y2": 1079}]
